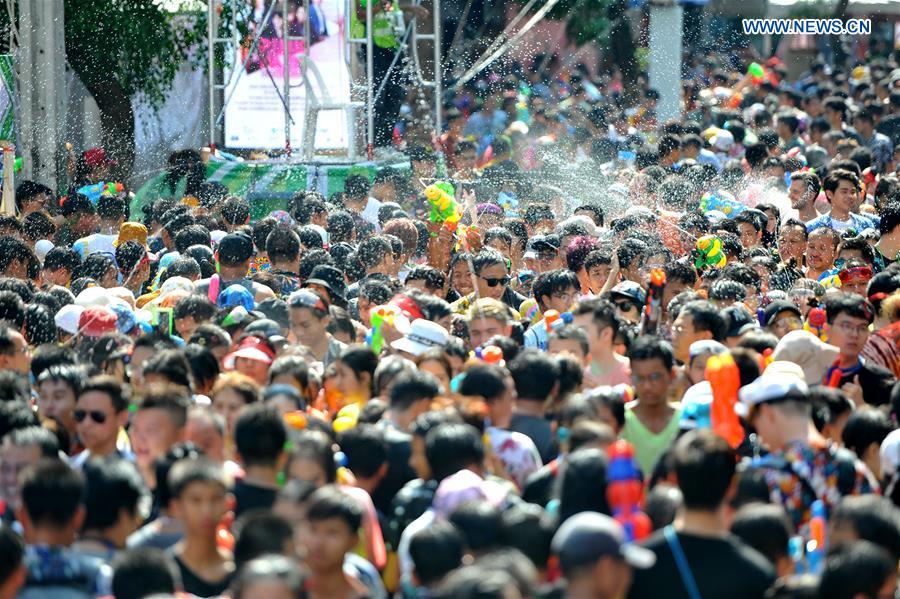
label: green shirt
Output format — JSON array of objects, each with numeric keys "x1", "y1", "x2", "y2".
[
  {"x1": 350, "y1": 0, "x2": 401, "y2": 49},
  {"x1": 621, "y1": 403, "x2": 682, "y2": 476}
]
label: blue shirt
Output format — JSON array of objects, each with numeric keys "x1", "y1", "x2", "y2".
[{"x1": 806, "y1": 212, "x2": 879, "y2": 235}]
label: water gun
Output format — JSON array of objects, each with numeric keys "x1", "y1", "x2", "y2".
[
  {"x1": 705, "y1": 353, "x2": 744, "y2": 449},
  {"x1": 806, "y1": 500, "x2": 827, "y2": 573},
  {"x1": 472, "y1": 345, "x2": 505, "y2": 366},
  {"x1": 424, "y1": 181, "x2": 461, "y2": 231},
  {"x1": 605, "y1": 440, "x2": 652, "y2": 542},
  {"x1": 805, "y1": 306, "x2": 827, "y2": 342},
  {"x1": 544, "y1": 309, "x2": 574, "y2": 333},
  {"x1": 694, "y1": 235, "x2": 727, "y2": 271},
  {"x1": 699, "y1": 191, "x2": 746, "y2": 217},
  {"x1": 365, "y1": 304, "x2": 401, "y2": 355},
  {"x1": 640, "y1": 269, "x2": 666, "y2": 336},
  {"x1": 747, "y1": 62, "x2": 777, "y2": 86},
  {"x1": 77, "y1": 181, "x2": 124, "y2": 203}
]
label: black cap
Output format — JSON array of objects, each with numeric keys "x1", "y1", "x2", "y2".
[
  {"x1": 529, "y1": 234, "x2": 561, "y2": 252},
  {"x1": 551, "y1": 512, "x2": 656, "y2": 574},
  {"x1": 722, "y1": 305, "x2": 759, "y2": 338},
  {"x1": 217, "y1": 233, "x2": 254, "y2": 266},
  {"x1": 763, "y1": 300, "x2": 801, "y2": 328},
  {"x1": 304, "y1": 264, "x2": 348, "y2": 308},
  {"x1": 256, "y1": 297, "x2": 290, "y2": 333}
]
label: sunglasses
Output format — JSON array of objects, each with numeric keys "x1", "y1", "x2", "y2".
[
  {"x1": 481, "y1": 275, "x2": 511, "y2": 287},
  {"x1": 74, "y1": 409, "x2": 107, "y2": 424},
  {"x1": 838, "y1": 266, "x2": 873, "y2": 284},
  {"x1": 615, "y1": 301, "x2": 637, "y2": 312}
]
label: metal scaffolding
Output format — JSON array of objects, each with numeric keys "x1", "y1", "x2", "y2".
[{"x1": 205, "y1": 0, "x2": 443, "y2": 160}]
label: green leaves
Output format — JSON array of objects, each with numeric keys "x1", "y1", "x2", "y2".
[{"x1": 64, "y1": 0, "x2": 205, "y2": 109}]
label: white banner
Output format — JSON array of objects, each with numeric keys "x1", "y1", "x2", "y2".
[{"x1": 224, "y1": 0, "x2": 352, "y2": 150}]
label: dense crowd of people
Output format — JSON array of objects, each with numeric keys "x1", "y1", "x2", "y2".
[{"x1": 1, "y1": 42, "x2": 900, "y2": 599}]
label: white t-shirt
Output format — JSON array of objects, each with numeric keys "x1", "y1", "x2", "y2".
[
  {"x1": 361, "y1": 196, "x2": 383, "y2": 231},
  {"x1": 73, "y1": 233, "x2": 118, "y2": 260}
]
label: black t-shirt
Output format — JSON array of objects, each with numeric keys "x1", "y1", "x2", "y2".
[
  {"x1": 510, "y1": 412, "x2": 555, "y2": 464},
  {"x1": 172, "y1": 554, "x2": 233, "y2": 598},
  {"x1": 837, "y1": 360, "x2": 896, "y2": 406},
  {"x1": 627, "y1": 529, "x2": 775, "y2": 599},
  {"x1": 522, "y1": 461, "x2": 558, "y2": 507},
  {"x1": 231, "y1": 480, "x2": 278, "y2": 518},
  {"x1": 370, "y1": 421, "x2": 416, "y2": 515}
]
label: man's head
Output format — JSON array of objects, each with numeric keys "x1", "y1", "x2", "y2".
[
  {"x1": 532, "y1": 269, "x2": 579, "y2": 313},
  {"x1": 738, "y1": 374, "x2": 810, "y2": 450},
  {"x1": 303, "y1": 486, "x2": 362, "y2": 574},
  {"x1": 130, "y1": 384, "x2": 190, "y2": 476},
  {"x1": 16, "y1": 459, "x2": 85, "y2": 545},
  {"x1": 508, "y1": 350, "x2": 559, "y2": 403},
  {"x1": 671, "y1": 301, "x2": 726, "y2": 364},
  {"x1": 288, "y1": 289, "x2": 331, "y2": 349},
  {"x1": 465, "y1": 298, "x2": 512, "y2": 350},
  {"x1": 823, "y1": 169, "x2": 861, "y2": 217},
  {"x1": 788, "y1": 171, "x2": 821, "y2": 211},
  {"x1": 549, "y1": 325, "x2": 591, "y2": 365},
  {"x1": 60, "y1": 194, "x2": 98, "y2": 237},
  {"x1": 572, "y1": 298, "x2": 619, "y2": 359},
  {"x1": 819, "y1": 541, "x2": 897, "y2": 599},
  {"x1": 0, "y1": 427, "x2": 58, "y2": 514},
  {"x1": 423, "y1": 422, "x2": 485, "y2": 482},
  {"x1": 168, "y1": 457, "x2": 229, "y2": 536},
  {"x1": 15, "y1": 180, "x2": 52, "y2": 216},
  {"x1": 96, "y1": 195, "x2": 127, "y2": 227},
  {"x1": 343, "y1": 175, "x2": 371, "y2": 209},
  {"x1": 76, "y1": 375, "x2": 129, "y2": 457},
  {"x1": 357, "y1": 235, "x2": 394, "y2": 275},
  {"x1": 110, "y1": 547, "x2": 180, "y2": 599},
  {"x1": 472, "y1": 249, "x2": 511, "y2": 301},
  {"x1": 42, "y1": 247, "x2": 81, "y2": 288},
  {"x1": 825, "y1": 292, "x2": 875, "y2": 361},
  {"x1": 852, "y1": 108, "x2": 876, "y2": 139},
  {"x1": 81, "y1": 459, "x2": 147, "y2": 547},
  {"x1": 266, "y1": 226, "x2": 301, "y2": 269},
  {"x1": 388, "y1": 371, "x2": 441, "y2": 425},
  {"x1": 216, "y1": 232, "x2": 255, "y2": 272},
  {"x1": 777, "y1": 219, "x2": 808, "y2": 266},
  {"x1": 0, "y1": 520, "x2": 25, "y2": 599},
  {"x1": 764, "y1": 300, "x2": 803, "y2": 340},
  {"x1": 551, "y1": 511, "x2": 655, "y2": 599},
  {"x1": 734, "y1": 211, "x2": 763, "y2": 249},
  {"x1": 234, "y1": 403, "x2": 287, "y2": 470},
  {"x1": 672, "y1": 430, "x2": 736, "y2": 514},
  {"x1": 459, "y1": 363, "x2": 515, "y2": 427},
  {"x1": 36, "y1": 364, "x2": 85, "y2": 432},
  {"x1": 627, "y1": 337, "x2": 675, "y2": 407},
  {"x1": 806, "y1": 227, "x2": 840, "y2": 272}
]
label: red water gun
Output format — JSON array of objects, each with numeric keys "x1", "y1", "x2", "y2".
[
  {"x1": 606, "y1": 440, "x2": 652, "y2": 542},
  {"x1": 640, "y1": 269, "x2": 666, "y2": 336},
  {"x1": 705, "y1": 353, "x2": 745, "y2": 449}
]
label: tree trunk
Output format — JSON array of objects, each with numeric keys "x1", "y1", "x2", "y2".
[
  {"x1": 64, "y1": 42, "x2": 135, "y2": 183},
  {"x1": 607, "y1": 0, "x2": 638, "y2": 103}
]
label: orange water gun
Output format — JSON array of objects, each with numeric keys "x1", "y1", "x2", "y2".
[{"x1": 705, "y1": 353, "x2": 745, "y2": 448}]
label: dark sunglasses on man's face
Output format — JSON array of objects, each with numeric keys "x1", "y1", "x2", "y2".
[
  {"x1": 74, "y1": 409, "x2": 107, "y2": 424},
  {"x1": 615, "y1": 301, "x2": 636, "y2": 312},
  {"x1": 482, "y1": 275, "x2": 511, "y2": 288}
]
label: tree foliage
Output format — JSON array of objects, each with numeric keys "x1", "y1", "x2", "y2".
[{"x1": 64, "y1": 0, "x2": 200, "y2": 109}]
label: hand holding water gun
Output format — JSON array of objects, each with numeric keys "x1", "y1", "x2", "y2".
[
  {"x1": 699, "y1": 190, "x2": 746, "y2": 217},
  {"x1": 705, "y1": 353, "x2": 745, "y2": 449},
  {"x1": 805, "y1": 306, "x2": 827, "y2": 342},
  {"x1": 606, "y1": 440, "x2": 652, "y2": 542},
  {"x1": 425, "y1": 181, "x2": 461, "y2": 231},
  {"x1": 365, "y1": 304, "x2": 402, "y2": 355},
  {"x1": 544, "y1": 310, "x2": 574, "y2": 333},
  {"x1": 640, "y1": 269, "x2": 666, "y2": 336},
  {"x1": 694, "y1": 235, "x2": 727, "y2": 271},
  {"x1": 77, "y1": 181, "x2": 124, "y2": 203}
]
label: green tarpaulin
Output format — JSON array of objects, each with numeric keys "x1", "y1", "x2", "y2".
[{"x1": 132, "y1": 158, "x2": 410, "y2": 221}]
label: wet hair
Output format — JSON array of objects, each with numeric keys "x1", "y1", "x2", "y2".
[
  {"x1": 235, "y1": 404, "x2": 287, "y2": 468},
  {"x1": 20, "y1": 459, "x2": 85, "y2": 528},
  {"x1": 672, "y1": 430, "x2": 736, "y2": 510},
  {"x1": 305, "y1": 485, "x2": 363, "y2": 531},
  {"x1": 409, "y1": 521, "x2": 464, "y2": 586},
  {"x1": 425, "y1": 423, "x2": 485, "y2": 482},
  {"x1": 111, "y1": 548, "x2": 180, "y2": 599},
  {"x1": 289, "y1": 430, "x2": 337, "y2": 484},
  {"x1": 556, "y1": 448, "x2": 609, "y2": 522},
  {"x1": 819, "y1": 541, "x2": 895, "y2": 599},
  {"x1": 730, "y1": 504, "x2": 792, "y2": 567},
  {"x1": 82, "y1": 459, "x2": 147, "y2": 531}
]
